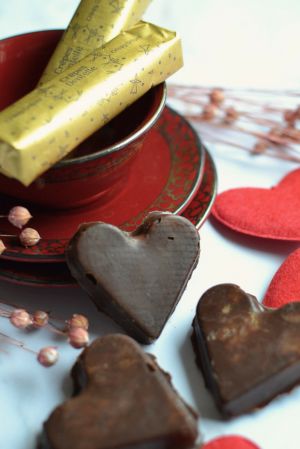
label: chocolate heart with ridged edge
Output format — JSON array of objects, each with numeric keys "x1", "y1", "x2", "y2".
[
  {"x1": 40, "y1": 334, "x2": 199, "y2": 449},
  {"x1": 66, "y1": 212, "x2": 200, "y2": 344},
  {"x1": 192, "y1": 283, "x2": 300, "y2": 417}
]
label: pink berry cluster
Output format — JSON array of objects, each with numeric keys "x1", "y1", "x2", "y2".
[
  {"x1": 201, "y1": 88, "x2": 300, "y2": 128},
  {"x1": 9, "y1": 308, "x2": 89, "y2": 367},
  {"x1": 202, "y1": 90, "x2": 300, "y2": 158},
  {"x1": 200, "y1": 88, "x2": 241, "y2": 124},
  {"x1": 0, "y1": 206, "x2": 40, "y2": 253},
  {"x1": 201, "y1": 89, "x2": 229, "y2": 121},
  {"x1": 169, "y1": 85, "x2": 300, "y2": 163}
]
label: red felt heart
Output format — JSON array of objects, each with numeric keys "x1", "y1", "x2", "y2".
[
  {"x1": 212, "y1": 168, "x2": 300, "y2": 240},
  {"x1": 263, "y1": 248, "x2": 300, "y2": 308},
  {"x1": 202, "y1": 435, "x2": 260, "y2": 449}
]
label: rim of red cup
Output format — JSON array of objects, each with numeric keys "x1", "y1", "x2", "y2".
[
  {"x1": 57, "y1": 82, "x2": 167, "y2": 167},
  {"x1": 0, "y1": 29, "x2": 167, "y2": 169}
]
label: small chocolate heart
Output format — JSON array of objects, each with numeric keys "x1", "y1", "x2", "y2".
[
  {"x1": 211, "y1": 168, "x2": 300, "y2": 240},
  {"x1": 40, "y1": 334, "x2": 199, "y2": 449},
  {"x1": 66, "y1": 212, "x2": 200, "y2": 343},
  {"x1": 192, "y1": 284, "x2": 300, "y2": 417}
]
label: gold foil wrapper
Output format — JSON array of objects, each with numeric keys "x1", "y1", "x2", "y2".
[
  {"x1": 0, "y1": 21, "x2": 183, "y2": 186},
  {"x1": 39, "y1": 0, "x2": 152, "y2": 83}
]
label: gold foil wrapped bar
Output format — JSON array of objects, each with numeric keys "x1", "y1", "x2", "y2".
[
  {"x1": 0, "y1": 21, "x2": 183, "y2": 186},
  {"x1": 39, "y1": 0, "x2": 152, "y2": 83}
]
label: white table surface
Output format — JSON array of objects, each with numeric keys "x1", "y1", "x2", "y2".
[{"x1": 0, "y1": 2, "x2": 300, "y2": 449}]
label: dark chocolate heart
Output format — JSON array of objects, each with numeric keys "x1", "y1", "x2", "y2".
[
  {"x1": 192, "y1": 284, "x2": 300, "y2": 417},
  {"x1": 40, "y1": 334, "x2": 199, "y2": 449},
  {"x1": 66, "y1": 212, "x2": 200, "y2": 343}
]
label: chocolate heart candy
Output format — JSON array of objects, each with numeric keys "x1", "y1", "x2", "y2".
[
  {"x1": 66, "y1": 212, "x2": 200, "y2": 343},
  {"x1": 192, "y1": 284, "x2": 300, "y2": 417},
  {"x1": 40, "y1": 334, "x2": 199, "y2": 449}
]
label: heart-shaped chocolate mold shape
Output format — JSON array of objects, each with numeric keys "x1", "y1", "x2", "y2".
[
  {"x1": 66, "y1": 212, "x2": 200, "y2": 343},
  {"x1": 192, "y1": 284, "x2": 300, "y2": 417},
  {"x1": 211, "y1": 168, "x2": 300, "y2": 240},
  {"x1": 40, "y1": 334, "x2": 199, "y2": 449}
]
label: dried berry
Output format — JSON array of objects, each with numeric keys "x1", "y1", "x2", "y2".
[
  {"x1": 209, "y1": 88, "x2": 225, "y2": 106},
  {"x1": 37, "y1": 346, "x2": 59, "y2": 367},
  {"x1": 252, "y1": 140, "x2": 268, "y2": 154},
  {"x1": 10, "y1": 309, "x2": 33, "y2": 329},
  {"x1": 8, "y1": 206, "x2": 32, "y2": 229},
  {"x1": 68, "y1": 327, "x2": 89, "y2": 349},
  {"x1": 67, "y1": 313, "x2": 89, "y2": 330},
  {"x1": 0, "y1": 239, "x2": 6, "y2": 255},
  {"x1": 33, "y1": 310, "x2": 49, "y2": 328},
  {"x1": 19, "y1": 228, "x2": 41, "y2": 247},
  {"x1": 283, "y1": 109, "x2": 297, "y2": 126},
  {"x1": 201, "y1": 103, "x2": 217, "y2": 121},
  {"x1": 224, "y1": 106, "x2": 239, "y2": 124}
]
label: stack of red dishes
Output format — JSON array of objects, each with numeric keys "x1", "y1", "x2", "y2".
[{"x1": 0, "y1": 30, "x2": 217, "y2": 287}]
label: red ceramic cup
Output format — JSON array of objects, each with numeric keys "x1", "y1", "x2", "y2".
[{"x1": 0, "y1": 30, "x2": 166, "y2": 209}]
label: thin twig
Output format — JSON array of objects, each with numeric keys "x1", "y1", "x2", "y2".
[{"x1": 0, "y1": 332, "x2": 36, "y2": 354}]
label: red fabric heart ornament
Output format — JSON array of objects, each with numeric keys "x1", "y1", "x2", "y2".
[
  {"x1": 212, "y1": 169, "x2": 300, "y2": 240},
  {"x1": 202, "y1": 435, "x2": 260, "y2": 449},
  {"x1": 263, "y1": 248, "x2": 300, "y2": 308}
]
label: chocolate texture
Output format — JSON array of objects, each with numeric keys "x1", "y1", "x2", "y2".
[
  {"x1": 40, "y1": 334, "x2": 199, "y2": 449},
  {"x1": 66, "y1": 212, "x2": 200, "y2": 344},
  {"x1": 192, "y1": 283, "x2": 300, "y2": 417}
]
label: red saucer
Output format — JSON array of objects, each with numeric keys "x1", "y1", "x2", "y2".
[
  {"x1": 0, "y1": 149, "x2": 217, "y2": 287},
  {"x1": 1, "y1": 107, "x2": 204, "y2": 263},
  {"x1": 0, "y1": 260, "x2": 75, "y2": 288}
]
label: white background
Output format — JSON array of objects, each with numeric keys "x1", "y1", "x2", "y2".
[
  {"x1": 0, "y1": 2, "x2": 300, "y2": 449},
  {"x1": 1, "y1": 0, "x2": 300, "y2": 87}
]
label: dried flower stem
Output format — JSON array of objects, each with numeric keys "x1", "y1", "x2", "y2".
[
  {"x1": 0, "y1": 301, "x2": 67, "y2": 328},
  {"x1": 0, "y1": 207, "x2": 32, "y2": 229},
  {"x1": 0, "y1": 234, "x2": 18, "y2": 238},
  {"x1": 0, "y1": 229, "x2": 41, "y2": 248},
  {"x1": 0, "y1": 310, "x2": 11, "y2": 318},
  {"x1": 169, "y1": 84, "x2": 300, "y2": 99},
  {"x1": 0, "y1": 331, "x2": 36, "y2": 354},
  {"x1": 0, "y1": 298, "x2": 90, "y2": 367},
  {"x1": 169, "y1": 84, "x2": 300, "y2": 163},
  {"x1": 0, "y1": 302, "x2": 70, "y2": 336},
  {"x1": 241, "y1": 113, "x2": 280, "y2": 128},
  {"x1": 0, "y1": 206, "x2": 71, "y2": 366},
  {"x1": 169, "y1": 84, "x2": 300, "y2": 115},
  {"x1": 170, "y1": 91, "x2": 300, "y2": 141},
  {"x1": 185, "y1": 112, "x2": 293, "y2": 145},
  {"x1": 176, "y1": 98, "x2": 272, "y2": 125},
  {"x1": 199, "y1": 130, "x2": 300, "y2": 163}
]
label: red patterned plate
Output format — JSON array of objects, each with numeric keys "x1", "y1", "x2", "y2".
[
  {"x1": 0, "y1": 260, "x2": 76, "y2": 288},
  {"x1": 0, "y1": 149, "x2": 217, "y2": 287},
  {"x1": 1, "y1": 107, "x2": 204, "y2": 263}
]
